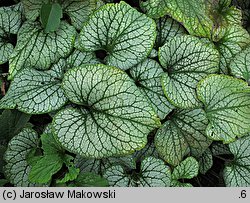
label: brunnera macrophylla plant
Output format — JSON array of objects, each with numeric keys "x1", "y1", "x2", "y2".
[{"x1": 0, "y1": 0, "x2": 250, "y2": 187}]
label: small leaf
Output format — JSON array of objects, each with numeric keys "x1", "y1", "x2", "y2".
[
  {"x1": 79, "y1": 1, "x2": 156, "y2": 70},
  {"x1": 53, "y1": 64, "x2": 160, "y2": 158},
  {"x1": 159, "y1": 35, "x2": 219, "y2": 108},
  {"x1": 40, "y1": 3, "x2": 63, "y2": 33},
  {"x1": 172, "y1": 157, "x2": 199, "y2": 181},
  {"x1": 4, "y1": 128, "x2": 40, "y2": 186},
  {"x1": 56, "y1": 166, "x2": 80, "y2": 184},
  {"x1": 155, "y1": 109, "x2": 211, "y2": 166},
  {"x1": 197, "y1": 149, "x2": 213, "y2": 175},
  {"x1": 197, "y1": 74, "x2": 250, "y2": 143},
  {"x1": 223, "y1": 136, "x2": 250, "y2": 186},
  {"x1": 29, "y1": 154, "x2": 63, "y2": 184}
]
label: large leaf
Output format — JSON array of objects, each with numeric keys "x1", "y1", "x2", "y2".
[
  {"x1": 0, "y1": 109, "x2": 31, "y2": 143},
  {"x1": 140, "y1": 0, "x2": 168, "y2": 19},
  {"x1": 53, "y1": 64, "x2": 160, "y2": 158},
  {"x1": 155, "y1": 109, "x2": 211, "y2": 166},
  {"x1": 40, "y1": 3, "x2": 63, "y2": 33},
  {"x1": 197, "y1": 74, "x2": 250, "y2": 143},
  {"x1": 159, "y1": 35, "x2": 219, "y2": 108},
  {"x1": 155, "y1": 16, "x2": 186, "y2": 49},
  {"x1": 129, "y1": 59, "x2": 174, "y2": 120},
  {"x1": 8, "y1": 21, "x2": 76, "y2": 79},
  {"x1": 171, "y1": 157, "x2": 199, "y2": 187},
  {"x1": 216, "y1": 25, "x2": 250, "y2": 74},
  {"x1": 0, "y1": 59, "x2": 68, "y2": 114},
  {"x1": 62, "y1": 0, "x2": 100, "y2": 30},
  {"x1": 103, "y1": 156, "x2": 171, "y2": 187},
  {"x1": 4, "y1": 128, "x2": 39, "y2": 186},
  {"x1": 229, "y1": 46, "x2": 250, "y2": 84},
  {"x1": 223, "y1": 136, "x2": 250, "y2": 186},
  {"x1": 79, "y1": 1, "x2": 156, "y2": 70},
  {"x1": 163, "y1": 0, "x2": 214, "y2": 39}
]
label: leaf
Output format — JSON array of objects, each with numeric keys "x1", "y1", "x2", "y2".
[
  {"x1": 74, "y1": 155, "x2": 136, "y2": 175},
  {"x1": 159, "y1": 35, "x2": 219, "y2": 108},
  {"x1": 4, "y1": 128, "x2": 39, "y2": 186},
  {"x1": 72, "y1": 172, "x2": 109, "y2": 187},
  {"x1": 66, "y1": 49, "x2": 99, "y2": 70},
  {"x1": 0, "y1": 145, "x2": 7, "y2": 173},
  {"x1": 163, "y1": 0, "x2": 214, "y2": 39},
  {"x1": 29, "y1": 154, "x2": 64, "y2": 184},
  {"x1": 0, "y1": 109, "x2": 31, "y2": 143},
  {"x1": 171, "y1": 157, "x2": 199, "y2": 186},
  {"x1": 79, "y1": 1, "x2": 156, "y2": 70},
  {"x1": 0, "y1": 6, "x2": 22, "y2": 34},
  {"x1": 211, "y1": 142, "x2": 231, "y2": 156},
  {"x1": 56, "y1": 165, "x2": 80, "y2": 184},
  {"x1": 133, "y1": 141, "x2": 159, "y2": 163},
  {"x1": 0, "y1": 59, "x2": 68, "y2": 114},
  {"x1": 0, "y1": 41, "x2": 14, "y2": 65},
  {"x1": 197, "y1": 74, "x2": 250, "y2": 143},
  {"x1": 155, "y1": 109, "x2": 211, "y2": 166},
  {"x1": 8, "y1": 21, "x2": 76, "y2": 79},
  {"x1": 229, "y1": 46, "x2": 250, "y2": 83},
  {"x1": 140, "y1": 0, "x2": 168, "y2": 19},
  {"x1": 223, "y1": 136, "x2": 250, "y2": 186},
  {"x1": 40, "y1": 133, "x2": 63, "y2": 156},
  {"x1": 216, "y1": 25, "x2": 250, "y2": 74},
  {"x1": 21, "y1": 0, "x2": 47, "y2": 21},
  {"x1": 103, "y1": 156, "x2": 171, "y2": 187},
  {"x1": 40, "y1": 3, "x2": 63, "y2": 33},
  {"x1": 155, "y1": 16, "x2": 186, "y2": 49},
  {"x1": 197, "y1": 149, "x2": 213, "y2": 175},
  {"x1": 53, "y1": 64, "x2": 160, "y2": 158},
  {"x1": 62, "y1": 0, "x2": 100, "y2": 30},
  {"x1": 129, "y1": 59, "x2": 174, "y2": 120}
]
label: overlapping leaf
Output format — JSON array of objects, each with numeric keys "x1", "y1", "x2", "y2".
[
  {"x1": 223, "y1": 136, "x2": 250, "y2": 186},
  {"x1": 4, "y1": 128, "x2": 39, "y2": 186},
  {"x1": 0, "y1": 59, "x2": 68, "y2": 114},
  {"x1": 216, "y1": 25, "x2": 250, "y2": 74},
  {"x1": 171, "y1": 157, "x2": 199, "y2": 187},
  {"x1": 79, "y1": 1, "x2": 156, "y2": 70},
  {"x1": 229, "y1": 46, "x2": 250, "y2": 83},
  {"x1": 53, "y1": 64, "x2": 160, "y2": 158},
  {"x1": 155, "y1": 16, "x2": 186, "y2": 49},
  {"x1": 9, "y1": 21, "x2": 76, "y2": 79},
  {"x1": 130, "y1": 59, "x2": 174, "y2": 120},
  {"x1": 197, "y1": 149, "x2": 213, "y2": 174},
  {"x1": 155, "y1": 109, "x2": 211, "y2": 166},
  {"x1": 159, "y1": 35, "x2": 219, "y2": 108},
  {"x1": 140, "y1": 0, "x2": 168, "y2": 19},
  {"x1": 103, "y1": 156, "x2": 171, "y2": 187},
  {"x1": 197, "y1": 74, "x2": 250, "y2": 143}
]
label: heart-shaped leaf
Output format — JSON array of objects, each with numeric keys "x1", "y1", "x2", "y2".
[
  {"x1": 9, "y1": 21, "x2": 76, "y2": 79},
  {"x1": 53, "y1": 64, "x2": 160, "y2": 158},
  {"x1": 129, "y1": 59, "x2": 174, "y2": 120},
  {"x1": 155, "y1": 109, "x2": 211, "y2": 166},
  {"x1": 0, "y1": 59, "x2": 68, "y2": 114},
  {"x1": 197, "y1": 74, "x2": 250, "y2": 143},
  {"x1": 223, "y1": 136, "x2": 250, "y2": 186},
  {"x1": 4, "y1": 128, "x2": 39, "y2": 186},
  {"x1": 159, "y1": 35, "x2": 219, "y2": 108},
  {"x1": 79, "y1": 1, "x2": 156, "y2": 70}
]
